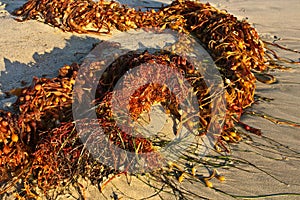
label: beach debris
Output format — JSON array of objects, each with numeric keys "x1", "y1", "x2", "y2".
[
  {"x1": 0, "y1": 0, "x2": 285, "y2": 198},
  {"x1": 0, "y1": 111, "x2": 29, "y2": 182},
  {"x1": 12, "y1": 0, "x2": 270, "y2": 139}
]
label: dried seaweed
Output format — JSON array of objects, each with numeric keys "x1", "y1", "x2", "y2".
[{"x1": 1, "y1": 0, "x2": 297, "y2": 199}]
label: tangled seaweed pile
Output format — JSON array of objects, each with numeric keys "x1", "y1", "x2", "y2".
[
  {"x1": 0, "y1": 63, "x2": 76, "y2": 182},
  {"x1": 12, "y1": 0, "x2": 268, "y2": 135},
  {"x1": 0, "y1": 0, "x2": 280, "y2": 198}
]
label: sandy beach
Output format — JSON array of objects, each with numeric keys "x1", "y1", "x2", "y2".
[{"x1": 0, "y1": 0, "x2": 300, "y2": 199}]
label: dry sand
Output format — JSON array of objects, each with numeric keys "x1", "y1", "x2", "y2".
[{"x1": 0, "y1": 0, "x2": 300, "y2": 199}]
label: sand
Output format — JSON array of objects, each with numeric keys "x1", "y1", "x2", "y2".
[{"x1": 0, "y1": 0, "x2": 300, "y2": 199}]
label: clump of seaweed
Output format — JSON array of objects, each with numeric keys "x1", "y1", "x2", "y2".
[
  {"x1": 1, "y1": 0, "x2": 293, "y2": 199},
  {"x1": 0, "y1": 64, "x2": 79, "y2": 198},
  {"x1": 0, "y1": 111, "x2": 29, "y2": 183},
  {"x1": 12, "y1": 0, "x2": 270, "y2": 141}
]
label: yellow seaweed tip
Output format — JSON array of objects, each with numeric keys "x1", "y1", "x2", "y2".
[{"x1": 205, "y1": 180, "x2": 213, "y2": 188}]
